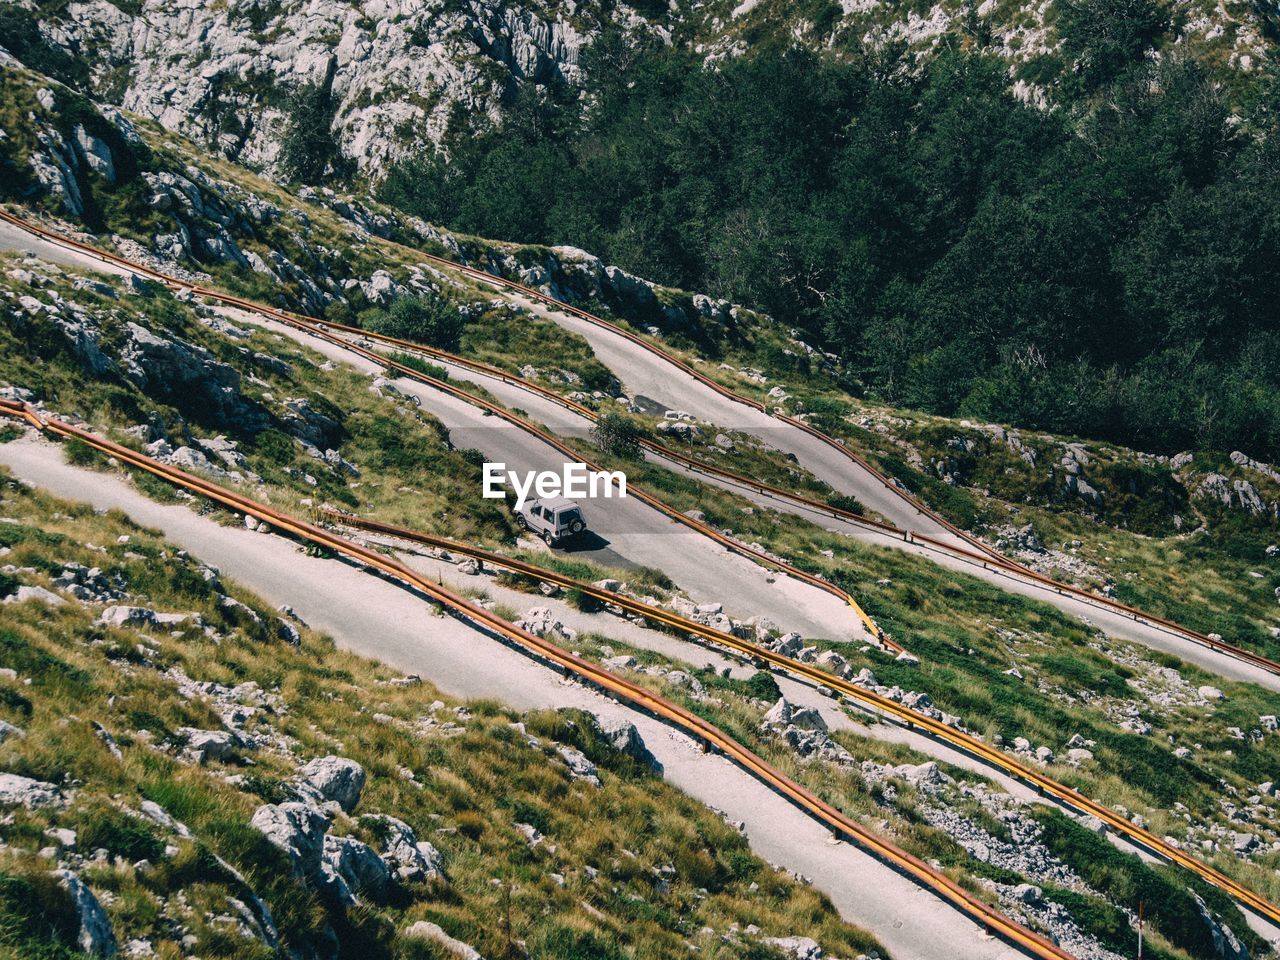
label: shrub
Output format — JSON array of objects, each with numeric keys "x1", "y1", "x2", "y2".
[
  {"x1": 565, "y1": 588, "x2": 604, "y2": 613},
  {"x1": 0, "y1": 9, "x2": 89, "y2": 88},
  {"x1": 0, "y1": 630, "x2": 90, "y2": 687},
  {"x1": 0, "y1": 686, "x2": 33, "y2": 718},
  {"x1": 457, "y1": 447, "x2": 487, "y2": 468},
  {"x1": 827, "y1": 493, "x2": 865, "y2": 515},
  {"x1": 631, "y1": 565, "x2": 674, "y2": 592},
  {"x1": 241, "y1": 773, "x2": 293, "y2": 804},
  {"x1": 741, "y1": 669, "x2": 781, "y2": 702},
  {"x1": 74, "y1": 804, "x2": 165, "y2": 862},
  {"x1": 454, "y1": 810, "x2": 486, "y2": 840},
  {"x1": 279, "y1": 68, "x2": 346, "y2": 185},
  {"x1": 63, "y1": 437, "x2": 103, "y2": 467},
  {"x1": 386, "y1": 351, "x2": 449, "y2": 380},
  {"x1": 248, "y1": 428, "x2": 297, "y2": 466},
  {"x1": 591, "y1": 412, "x2": 643, "y2": 460},
  {"x1": 504, "y1": 798, "x2": 551, "y2": 834},
  {"x1": 366, "y1": 295, "x2": 463, "y2": 351},
  {"x1": 1056, "y1": 0, "x2": 1170, "y2": 89}
]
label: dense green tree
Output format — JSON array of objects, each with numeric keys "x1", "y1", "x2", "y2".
[
  {"x1": 1055, "y1": 0, "x2": 1170, "y2": 91},
  {"x1": 592, "y1": 412, "x2": 644, "y2": 460},
  {"x1": 0, "y1": 7, "x2": 89, "y2": 88},
  {"x1": 365, "y1": 294, "x2": 462, "y2": 350},
  {"x1": 377, "y1": 31, "x2": 1280, "y2": 461},
  {"x1": 279, "y1": 60, "x2": 346, "y2": 186}
]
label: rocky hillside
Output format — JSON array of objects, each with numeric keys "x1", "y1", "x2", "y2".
[
  {"x1": 7, "y1": 53, "x2": 1280, "y2": 657},
  {"x1": 0, "y1": 474, "x2": 881, "y2": 960},
  {"x1": 2, "y1": 0, "x2": 642, "y2": 178},
  {"x1": 2, "y1": 0, "x2": 1274, "y2": 179},
  {"x1": 0, "y1": 58, "x2": 755, "y2": 335},
  {"x1": 5, "y1": 10, "x2": 1280, "y2": 960},
  {"x1": 4, "y1": 79, "x2": 1280, "y2": 956}
]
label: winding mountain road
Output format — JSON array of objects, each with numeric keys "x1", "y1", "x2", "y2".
[
  {"x1": 5, "y1": 217, "x2": 1275, "y2": 689},
  {"x1": 489, "y1": 291, "x2": 1280, "y2": 692},
  {"x1": 312, "y1": 300, "x2": 1280, "y2": 691},
  {"x1": 504, "y1": 289, "x2": 964, "y2": 542},
  {"x1": 0, "y1": 435, "x2": 1028, "y2": 960},
  {"x1": 6, "y1": 220, "x2": 1280, "y2": 950},
  {"x1": 228, "y1": 308, "x2": 870, "y2": 645}
]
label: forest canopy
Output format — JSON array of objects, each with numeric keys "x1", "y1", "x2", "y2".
[{"x1": 380, "y1": 15, "x2": 1280, "y2": 460}]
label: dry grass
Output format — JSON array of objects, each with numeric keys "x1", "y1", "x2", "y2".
[{"x1": 0, "y1": 474, "x2": 885, "y2": 960}]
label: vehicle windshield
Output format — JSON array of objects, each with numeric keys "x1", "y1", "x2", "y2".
[{"x1": 556, "y1": 507, "x2": 583, "y2": 528}]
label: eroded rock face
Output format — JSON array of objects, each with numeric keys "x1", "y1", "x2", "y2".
[
  {"x1": 0, "y1": 772, "x2": 64, "y2": 809},
  {"x1": 30, "y1": 0, "x2": 606, "y2": 176},
  {"x1": 362, "y1": 814, "x2": 445, "y2": 883},
  {"x1": 762, "y1": 697, "x2": 826, "y2": 732},
  {"x1": 249, "y1": 801, "x2": 330, "y2": 878},
  {"x1": 120, "y1": 322, "x2": 268, "y2": 432},
  {"x1": 514, "y1": 606, "x2": 576, "y2": 641},
  {"x1": 556, "y1": 745, "x2": 601, "y2": 786},
  {"x1": 54, "y1": 869, "x2": 117, "y2": 957},
  {"x1": 1193, "y1": 892, "x2": 1249, "y2": 960},
  {"x1": 297, "y1": 756, "x2": 366, "y2": 812},
  {"x1": 1196, "y1": 472, "x2": 1274, "y2": 517},
  {"x1": 320, "y1": 834, "x2": 390, "y2": 905},
  {"x1": 595, "y1": 715, "x2": 659, "y2": 770},
  {"x1": 279, "y1": 397, "x2": 343, "y2": 449},
  {"x1": 179, "y1": 727, "x2": 253, "y2": 764}
]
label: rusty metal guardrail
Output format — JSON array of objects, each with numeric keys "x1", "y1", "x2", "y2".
[
  {"x1": 326, "y1": 509, "x2": 1280, "y2": 932},
  {"x1": 0, "y1": 397, "x2": 1080, "y2": 960},
  {"x1": 0, "y1": 209, "x2": 891, "y2": 650},
  {"x1": 3, "y1": 207, "x2": 1276, "y2": 677}
]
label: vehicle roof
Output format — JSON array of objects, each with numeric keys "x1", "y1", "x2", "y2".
[{"x1": 532, "y1": 496, "x2": 579, "y2": 511}]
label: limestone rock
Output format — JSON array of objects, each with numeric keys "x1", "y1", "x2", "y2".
[
  {"x1": 763, "y1": 698, "x2": 826, "y2": 732},
  {"x1": 362, "y1": 814, "x2": 445, "y2": 883},
  {"x1": 249, "y1": 802, "x2": 329, "y2": 878},
  {"x1": 120, "y1": 323, "x2": 267, "y2": 432},
  {"x1": 321, "y1": 833, "x2": 390, "y2": 903},
  {"x1": 762, "y1": 935, "x2": 823, "y2": 960},
  {"x1": 556, "y1": 745, "x2": 601, "y2": 787},
  {"x1": 4, "y1": 585, "x2": 65, "y2": 606},
  {"x1": 179, "y1": 727, "x2": 249, "y2": 763},
  {"x1": 54, "y1": 870, "x2": 117, "y2": 957},
  {"x1": 402, "y1": 921, "x2": 483, "y2": 960},
  {"x1": 1193, "y1": 892, "x2": 1249, "y2": 960},
  {"x1": 298, "y1": 756, "x2": 366, "y2": 812},
  {"x1": 595, "y1": 716, "x2": 659, "y2": 770},
  {"x1": 0, "y1": 772, "x2": 63, "y2": 809}
]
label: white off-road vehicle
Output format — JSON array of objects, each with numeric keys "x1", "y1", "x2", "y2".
[{"x1": 516, "y1": 496, "x2": 588, "y2": 546}]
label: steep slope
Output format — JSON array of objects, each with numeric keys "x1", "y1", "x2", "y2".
[
  {"x1": 4, "y1": 57, "x2": 1280, "y2": 959},
  {"x1": 7, "y1": 227, "x2": 1280, "y2": 960},
  {"x1": 0, "y1": 471, "x2": 886, "y2": 960},
  {"x1": 6, "y1": 56, "x2": 1280, "y2": 669},
  {"x1": 2, "y1": 0, "x2": 1275, "y2": 179},
  {"x1": 1, "y1": 0, "x2": 644, "y2": 176}
]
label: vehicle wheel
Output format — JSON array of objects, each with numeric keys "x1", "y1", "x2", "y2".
[
  {"x1": 516, "y1": 514, "x2": 528, "y2": 529},
  {"x1": 542, "y1": 530, "x2": 555, "y2": 546},
  {"x1": 569, "y1": 520, "x2": 585, "y2": 535}
]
